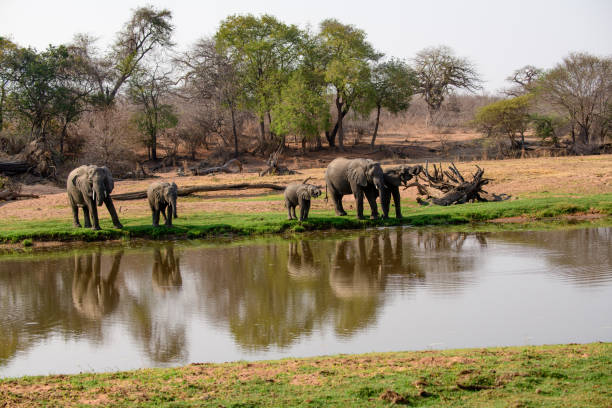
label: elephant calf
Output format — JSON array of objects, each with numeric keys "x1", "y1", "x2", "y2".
[
  {"x1": 284, "y1": 182, "x2": 322, "y2": 221},
  {"x1": 147, "y1": 182, "x2": 178, "y2": 227},
  {"x1": 381, "y1": 164, "x2": 423, "y2": 218}
]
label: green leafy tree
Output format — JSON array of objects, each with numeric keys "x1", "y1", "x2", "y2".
[
  {"x1": 366, "y1": 59, "x2": 416, "y2": 147},
  {"x1": 474, "y1": 94, "x2": 533, "y2": 149},
  {"x1": 271, "y1": 72, "x2": 330, "y2": 152},
  {"x1": 0, "y1": 37, "x2": 18, "y2": 132},
  {"x1": 215, "y1": 14, "x2": 302, "y2": 146},
  {"x1": 413, "y1": 45, "x2": 481, "y2": 126},
  {"x1": 129, "y1": 65, "x2": 178, "y2": 160},
  {"x1": 318, "y1": 19, "x2": 380, "y2": 150}
]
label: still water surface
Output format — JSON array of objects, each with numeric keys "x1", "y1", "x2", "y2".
[{"x1": 1, "y1": 227, "x2": 611, "y2": 377}]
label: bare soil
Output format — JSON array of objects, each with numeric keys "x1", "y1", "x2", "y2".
[{"x1": 1, "y1": 131, "x2": 611, "y2": 223}]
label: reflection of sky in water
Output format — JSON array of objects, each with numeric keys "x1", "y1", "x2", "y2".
[{"x1": 0, "y1": 227, "x2": 611, "y2": 377}]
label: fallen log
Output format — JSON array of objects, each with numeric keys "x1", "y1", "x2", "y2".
[
  {"x1": 0, "y1": 190, "x2": 39, "y2": 201},
  {"x1": 112, "y1": 182, "x2": 286, "y2": 201},
  {"x1": 0, "y1": 161, "x2": 30, "y2": 176}
]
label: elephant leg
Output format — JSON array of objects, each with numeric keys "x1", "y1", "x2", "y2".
[
  {"x1": 286, "y1": 200, "x2": 293, "y2": 220},
  {"x1": 365, "y1": 189, "x2": 379, "y2": 219},
  {"x1": 71, "y1": 203, "x2": 81, "y2": 227},
  {"x1": 164, "y1": 206, "x2": 172, "y2": 227},
  {"x1": 331, "y1": 188, "x2": 346, "y2": 216},
  {"x1": 291, "y1": 205, "x2": 298, "y2": 220},
  {"x1": 153, "y1": 209, "x2": 160, "y2": 227},
  {"x1": 354, "y1": 190, "x2": 365, "y2": 220},
  {"x1": 88, "y1": 201, "x2": 101, "y2": 230},
  {"x1": 104, "y1": 197, "x2": 123, "y2": 229},
  {"x1": 82, "y1": 205, "x2": 92, "y2": 228},
  {"x1": 380, "y1": 188, "x2": 391, "y2": 219},
  {"x1": 299, "y1": 199, "x2": 311, "y2": 221},
  {"x1": 392, "y1": 188, "x2": 402, "y2": 218}
]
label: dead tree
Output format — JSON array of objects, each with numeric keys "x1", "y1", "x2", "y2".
[
  {"x1": 259, "y1": 146, "x2": 297, "y2": 176},
  {"x1": 112, "y1": 182, "x2": 286, "y2": 201},
  {"x1": 408, "y1": 161, "x2": 509, "y2": 206}
]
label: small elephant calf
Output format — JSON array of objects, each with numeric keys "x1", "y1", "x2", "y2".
[
  {"x1": 147, "y1": 182, "x2": 178, "y2": 227},
  {"x1": 381, "y1": 165, "x2": 423, "y2": 218},
  {"x1": 284, "y1": 182, "x2": 322, "y2": 221}
]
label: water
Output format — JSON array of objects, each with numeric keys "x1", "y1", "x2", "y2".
[{"x1": 1, "y1": 227, "x2": 611, "y2": 377}]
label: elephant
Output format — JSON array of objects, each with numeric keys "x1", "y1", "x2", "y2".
[
  {"x1": 67, "y1": 165, "x2": 123, "y2": 230},
  {"x1": 284, "y1": 182, "x2": 322, "y2": 221},
  {"x1": 147, "y1": 182, "x2": 178, "y2": 227},
  {"x1": 324, "y1": 157, "x2": 386, "y2": 219},
  {"x1": 380, "y1": 164, "x2": 423, "y2": 218}
]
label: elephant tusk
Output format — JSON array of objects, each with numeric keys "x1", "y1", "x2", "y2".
[{"x1": 92, "y1": 190, "x2": 96, "y2": 203}]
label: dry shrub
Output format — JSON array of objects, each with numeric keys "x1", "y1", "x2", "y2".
[{"x1": 73, "y1": 104, "x2": 139, "y2": 177}]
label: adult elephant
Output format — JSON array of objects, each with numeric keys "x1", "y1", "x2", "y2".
[
  {"x1": 67, "y1": 165, "x2": 123, "y2": 230},
  {"x1": 381, "y1": 164, "x2": 423, "y2": 218},
  {"x1": 325, "y1": 157, "x2": 386, "y2": 219}
]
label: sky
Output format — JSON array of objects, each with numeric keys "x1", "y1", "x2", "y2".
[{"x1": 1, "y1": 0, "x2": 611, "y2": 93}]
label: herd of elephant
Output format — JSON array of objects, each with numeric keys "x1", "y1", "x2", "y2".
[{"x1": 66, "y1": 158, "x2": 422, "y2": 230}]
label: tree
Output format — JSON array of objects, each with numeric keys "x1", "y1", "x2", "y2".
[
  {"x1": 83, "y1": 6, "x2": 173, "y2": 108},
  {"x1": 129, "y1": 64, "x2": 178, "y2": 160},
  {"x1": 366, "y1": 59, "x2": 416, "y2": 147},
  {"x1": 0, "y1": 37, "x2": 18, "y2": 132},
  {"x1": 538, "y1": 52, "x2": 612, "y2": 146},
  {"x1": 413, "y1": 46, "x2": 481, "y2": 126},
  {"x1": 271, "y1": 71, "x2": 330, "y2": 152},
  {"x1": 318, "y1": 19, "x2": 380, "y2": 150},
  {"x1": 504, "y1": 65, "x2": 543, "y2": 97},
  {"x1": 474, "y1": 94, "x2": 533, "y2": 150},
  {"x1": 4, "y1": 45, "x2": 74, "y2": 142},
  {"x1": 215, "y1": 14, "x2": 302, "y2": 147},
  {"x1": 178, "y1": 38, "x2": 242, "y2": 157}
]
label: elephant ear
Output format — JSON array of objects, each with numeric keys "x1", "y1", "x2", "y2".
[
  {"x1": 298, "y1": 186, "x2": 311, "y2": 201},
  {"x1": 347, "y1": 162, "x2": 368, "y2": 187},
  {"x1": 102, "y1": 167, "x2": 114, "y2": 193},
  {"x1": 171, "y1": 182, "x2": 178, "y2": 193}
]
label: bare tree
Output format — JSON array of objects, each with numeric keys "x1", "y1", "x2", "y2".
[
  {"x1": 413, "y1": 46, "x2": 481, "y2": 126},
  {"x1": 177, "y1": 38, "x2": 242, "y2": 157},
  {"x1": 538, "y1": 52, "x2": 612, "y2": 147},
  {"x1": 504, "y1": 65, "x2": 543, "y2": 96}
]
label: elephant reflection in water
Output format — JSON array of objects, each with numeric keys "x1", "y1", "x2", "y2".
[
  {"x1": 72, "y1": 251, "x2": 123, "y2": 319},
  {"x1": 126, "y1": 244, "x2": 186, "y2": 363},
  {"x1": 152, "y1": 245, "x2": 182, "y2": 293},
  {"x1": 287, "y1": 241, "x2": 320, "y2": 281}
]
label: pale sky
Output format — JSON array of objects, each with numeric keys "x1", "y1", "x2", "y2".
[{"x1": 1, "y1": 0, "x2": 611, "y2": 92}]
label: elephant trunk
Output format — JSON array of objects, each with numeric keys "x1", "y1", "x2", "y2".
[
  {"x1": 93, "y1": 186, "x2": 105, "y2": 207},
  {"x1": 171, "y1": 196, "x2": 178, "y2": 219}
]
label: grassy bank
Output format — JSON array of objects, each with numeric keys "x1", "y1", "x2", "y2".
[
  {"x1": 1, "y1": 193, "x2": 611, "y2": 244},
  {"x1": 1, "y1": 343, "x2": 610, "y2": 407}
]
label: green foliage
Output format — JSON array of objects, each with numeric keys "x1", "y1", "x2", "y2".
[
  {"x1": 530, "y1": 113, "x2": 567, "y2": 145},
  {"x1": 474, "y1": 94, "x2": 533, "y2": 148},
  {"x1": 367, "y1": 59, "x2": 416, "y2": 113},
  {"x1": 215, "y1": 14, "x2": 302, "y2": 130},
  {"x1": 21, "y1": 239, "x2": 32, "y2": 247},
  {"x1": 271, "y1": 71, "x2": 329, "y2": 146}
]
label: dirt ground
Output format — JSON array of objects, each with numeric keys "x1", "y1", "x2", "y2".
[{"x1": 1, "y1": 131, "x2": 611, "y2": 223}]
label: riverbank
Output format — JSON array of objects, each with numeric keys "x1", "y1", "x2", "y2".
[
  {"x1": 1, "y1": 193, "x2": 611, "y2": 247},
  {"x1": 1, "y1": 343, "x2": 610, "y2": 407}
]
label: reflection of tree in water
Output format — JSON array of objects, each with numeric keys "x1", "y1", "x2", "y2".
[
  {"x1": 0, "y1": 254, "x2": 119, "y2": 367},
  {"x1": 195, "y1": 229, "x2": 432, "y2": 349},
  {"x1": 493, "y1": 228, "x2": 612, "y2": 286},
  {"x1": 125, "y1": 244, "x2": 186, "y2": 363},
  {"x1": 72, "y1": 251, "x2": 122, "y2": 319}
]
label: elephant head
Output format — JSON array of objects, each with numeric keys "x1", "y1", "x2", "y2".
[
  {"x1": 348, "y1": 159, "x2": 386, "y2": 202},
  {"x1": 305, "y1": 184, "x2": 322, "y2": 199},
  {"x1": 85, "y1": 166, "x2": 113, "y2": 207},
  {"x1": 164, "y1": 182, "x2": 178, "y2": 218}
]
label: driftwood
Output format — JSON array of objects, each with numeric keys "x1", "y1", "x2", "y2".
[
  {"x1": 112, "y1": 182, "x2": 285, "y2": 201},
  {"x1": 259, "y1": 148, "x2": 296, "y2": 176},
  {"x1": 0, "y1": 190, "x2": 39, "y2": 201},
  {"x1": 409, "y1": 161, "x2": 509, "y2": 206},
  {"x1": 177, "y1": 159, "x2": 243, "y2": 177}
]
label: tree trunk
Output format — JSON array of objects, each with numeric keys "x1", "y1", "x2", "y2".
[
  {"x1": 151, "y1": 133, "x2": 157, "y2": 161},
  {"x1": 338, "y1": 115, "x2": 345, "y2": 151},
  {"x1": 259, "y1": 117, "x2": 266, "y2": 144},
  {"x1": 267, "y1": 111, "x2": 274, "y2": 140},
  {"x1": 231, "y1": 107, "x2": 239, "y2": 158},
  {"x1": 371, "y1": 105, "x2": 381, "y2": 148}
]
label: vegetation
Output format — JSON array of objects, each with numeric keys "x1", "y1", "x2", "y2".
[
  {"x1": 1, "y1": 343, "x2": 610, "y2": 406},
  {"x1": 0, "y1": 193, "x2": 610, "y2": 245}
]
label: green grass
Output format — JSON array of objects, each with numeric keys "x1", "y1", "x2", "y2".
[
  {"x1": 1, "y1": 343, "x2": 610, "y2": 407},
  {"x1": 1, "y1": 193, "x2": 611, "y2": 244}
]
